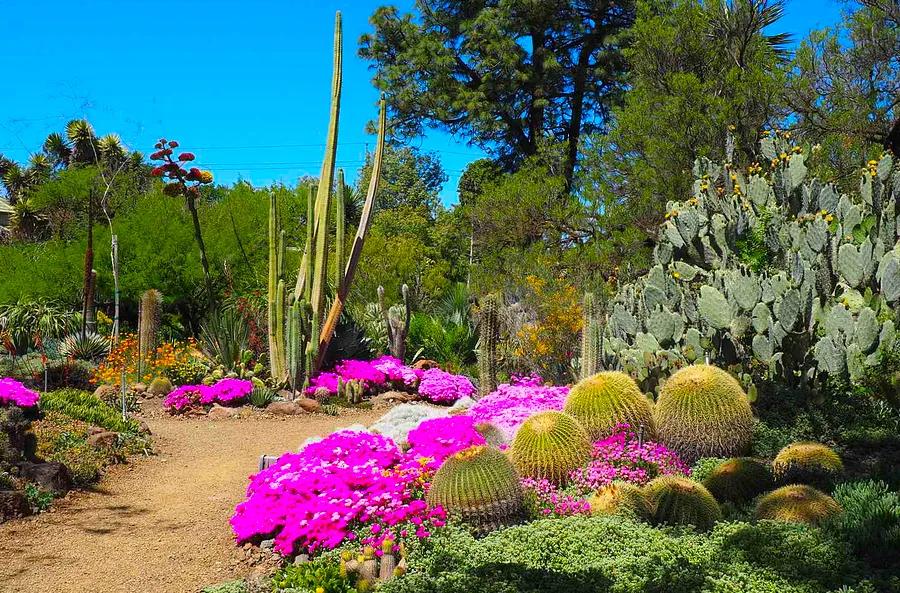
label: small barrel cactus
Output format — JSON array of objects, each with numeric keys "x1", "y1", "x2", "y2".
[
  {"x1": 654, "y1": 365, "x2": 754, "y2": 461},
  {"x1": 701, "y1": 457, "x2": 773, "y2": 504},
  {"x1": 564, "y1": 371, "x2": 656, "y2": 440},
  {"x1": 589, "y1": 480, "x2": 652, "y2": 521},
  {"x1": 772, "y1": 442, "x2": 843, "y2": 490},
  {"x1": 755, "y1": 484, "x2": 842, "y2": 525},
  {"x1": 644, "y1": 475, "x2": 722, "y2": 530},
  {"x1": 474, "y1": 421, "x2": 508, "y2": 447},
  {"x1": 510, "y1": 411, "x2": 592, "y2": 485},
  {"x1": 426, "y1": 445, "x2": 524, "y2": 534},
  {"x1": 147, "y1": 376, "x2": 174, "y2": 397}
]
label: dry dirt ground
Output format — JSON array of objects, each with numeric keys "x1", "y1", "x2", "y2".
[{"x1": 0, "y1": 407, "x2": 379, "y2": 593}]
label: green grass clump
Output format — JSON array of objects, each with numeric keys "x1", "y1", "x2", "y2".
[
  {"x1": 826, "y1": 480, "x2": 900, "y2": 567},
  {"x1": 702, "y1": 458, "x2": 773, "y2": 504},
  {"x1": 39, "y1": 389, "x2": 138, "y2": 433},
  {"x1": 772, "y1": 441, "x2": 843, "y2": 490},
  {"x1": 509, "y1": 411, "x2": 591, "y2": 485},
  {"x1": 588, "y1": 481, "x2": 652, "y2": 521},
  {"x1": 564, "y1": 371, "x2": 656, "y2": 440},
  {"x1": 427, "y1": 445, "x2": 524, "y2": 533},
  {"x1": 655, "y1": 364, "x2": 754, "y2": 461},
  {"x1": 755, "y1": 484, "x2": 841, "y2": 526},
  {"x1": 644, "y1": 475, "x2": 722, "y2": 530}
]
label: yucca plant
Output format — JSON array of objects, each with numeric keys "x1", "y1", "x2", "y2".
[
  {"x1": 200, "y1": 309, "x2": 250, "y2": 372},
  {"x1": 0, "y1": 300, "x2": 81, "y2": 355},
  {"x1": 58, "y1": 332, "x2": 110, "y2": 361}
]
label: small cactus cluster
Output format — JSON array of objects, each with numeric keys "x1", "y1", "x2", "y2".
[
  {"x1": 580, "y1": 292, "x2": 602, "y2": 380},
  {"x1": 754, "y1": 484, "x2": 841, "y2": 526},
  {"x1": 509, "y1": 411, "x2": 592, "y2": 484},
  {"x1": 334, "y1": 542, "x2": 407, "y2": 591},
  {"x1": 589, "y1": 481, "x2": 652, "y2": 521},
  {"x1": 600, "y1": 138, "x2": 898, "y2": 392},
  {"x1": 564, "y1": 371, "x2": 656, "y2": 440},
  {"x1": 654, "y1": 365, "x2": 754, "y2": 461},
  {"x1": 147, "y1": 376, "x2": 173, "y2": 397},
  {"x1": 378, "y1": 284, "x2": 411, "y2": 362},
  {"x1": 644, "y1": 475, "x2": 722, "y2": 530},
  {"x1": 772, "y1": 442, "x2": 843, "y2": 490},
  {"x1": 701, "y1": 457, "x2": 773, "y2": 504},
  {"x1": 426, "y1": 445, "x2": 524, "y2": 533}
]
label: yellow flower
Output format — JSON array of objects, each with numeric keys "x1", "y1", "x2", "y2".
[{"x1": 316, "y1": 588, "x2": 325, "y2": 593}]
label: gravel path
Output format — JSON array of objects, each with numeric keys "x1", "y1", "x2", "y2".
[{"x1": 0, "y1": 408, "x2": 378, "y2": 593}]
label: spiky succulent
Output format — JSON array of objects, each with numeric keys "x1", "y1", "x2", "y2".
[
  {"x1": 564, "y1": 371, "x2": 656, "y2": 440},
  {"x1": 426, "y1": 445, "x2": 524, "y2": 534},
  {"x1": 644, "y1": 475, "x2": 722, "y2": 530},
  {"x1": 249, "y1": 386, "x2": 276, "y2": 408},
  {"x1": 755, "y1": 484, "x2": 842, "y2": 525},
  {"x1": 58, "y1": 332, "x2": 110, "y2": 361},
  {"x1": 147, "y1": 377, "x2": 174, "y2": 397},
  {"x1": 589, "y1": 480, "x2": 652, "y2": 521},
  {"x1": 701, "y1": 457, "x2": 773, "y2": 504},
  {"x1": 654, "y1": 365, "x2": 754, "y2": 461},
  {"x1": 509, "y1": 411, "x2": 592, "y2": 485},
  {"x1": 772, "y1": 442, "x2": 843, "y2": 490},
  {"x1": 474, "y1": 421, "x2": 508, "y2": 447}
]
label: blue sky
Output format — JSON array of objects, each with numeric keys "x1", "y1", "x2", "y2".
[{"x1": 0, "y1": 0, "x2": 844, "y2": 205}]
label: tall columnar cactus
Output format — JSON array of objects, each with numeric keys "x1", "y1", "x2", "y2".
[
  {"x1": 644, "y1": 475, "x2": 722, "y2": 530},
  {"x1": 580, "y1": 292, "x2": 601, "y2": 380},
  {"x1": 509, "y1": 411, "x2": 592, "y2": 484},
  {"x1": 654, "y1": 364, "x2": 754, "y2": 461},
  {"x1": 755, "y1": 484, "x2": 842, "y2": 525},
  {"x1": 138, "y1": 289, "x2": 162, "y2": 375},
  {"x1": 379, "y1": 284, "x2": 411, "y2": 361},
  {"x1": 267, "y1": 192, "x2": 287, "y2": 383},
  {"x1": 426, "y1": 445, "x2": 524, "y2": 534},
  {"x1": 772, "y1": 442, "x2": 843, "y2": 490},
  {"x1": 701, "y1": 457, "x2": 773, "y2": 504},
  {"x1": 477, "y1": 293, "x2": 501, "y2": 396},
  {"x1": 564, "y1": 371, "x2": 656, "y2": 440}
]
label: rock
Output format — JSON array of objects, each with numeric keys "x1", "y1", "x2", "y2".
[
  {"x1": 266, "y1": 402, "x2": 304, "y2": 416},
  {"x1": 18, "y1": 462, "x2": 73, "y2": 495},
  {"x1": 207, "y1": 404, "x2": 241, "y2": 420},
  {"x1": 138, "y1": 420, "x2": 152, "y2": 435},
  {"x1": 130, "y1": 383, "x2": 147, "y2": 394},
  {"x1": 369, "y1": 403, "x2": 449, "y2": 445},
  {"x1": 0, "y1": 490, "x2": 31, "y2": 522},
  {"x1": 260, "y1": 538, "x2": 275, "y2": 551},
  {"x1": 448, "y1": 396, "x2": 476, "y2": 414},
  {"x1": 87, "y1": 431, "x2": 119, "y2": 447},
  {"x1": 88, "y1": 426, "x2": 106, "y2": 436},
  {"x1": 293, "y1": 397, "x2": 321, "y2": 413},
  {"x1": 277, "y1": 389, "x2": 295, "y2": 401},
  {"x1": 370, "y1": 391, "x2": 413, "y2": 410},
  {"x1": 93, "y1": 384, "x2": 120, "y2": 404},
  {"x1": 413, "y1": 359, "x2": 440, "y2": 370}
]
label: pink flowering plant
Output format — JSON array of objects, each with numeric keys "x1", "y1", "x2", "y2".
[
  {"x1": 0, "y1": 377, "x2": 40, "y2": 408},
  {"x1": 406, "y1": 415, "x2": 486, "y2": 470},
  {"x1": 230, "y1": 430, "x2": 446, "y2": 556},
  {"x1": 568, "y1": 423, "x2": 689, "y2": 492},
  {"x1": 416, "y1": 367, "x2": 476, "y2": 404},
  {"x1": 468, "y1": 375, "x2": 570, "y2": 440},
  {"x1": 163, "y1": 378, "x2": 252, "y2": 412},
  {"x1": 520, "y1": 477, "x2": 591, "y2": 518}
]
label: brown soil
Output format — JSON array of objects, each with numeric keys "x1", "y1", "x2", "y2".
[{"x1": 0, "y1": 407, "x2": 379, "y2": 593}]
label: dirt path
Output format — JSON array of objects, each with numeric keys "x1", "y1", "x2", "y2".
[{"x1": 0, "y1": 409, "x2": 379, "y2": 593}]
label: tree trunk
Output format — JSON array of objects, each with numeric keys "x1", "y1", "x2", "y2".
[
  {"x1": 185, "y1": 194, "x2": 213, "y2": 308},
  {"x1": 81, "y1": 191, "x2": 96, "y2": 337}
]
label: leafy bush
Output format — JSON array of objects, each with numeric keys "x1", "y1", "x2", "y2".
[
  {"x1": 32, "y1": 411, "x2": 116, "y2": 485},
  {"x1": 40, "y1": 389, "x2": 138, "y2": 433},
  {"x1": 826, "y1": 480, "x2": 900, "y2": 567},
  {"x1": 200, "y1": 580, "x2": 246, "y2": 593},
  {"x1": 2, "y1": 355, "x2": 95, "y2": 391},
  {"x1": 24, "y1": 482, "x2": 54, "y2": 512},
  {"x1": 691, "y1": 457, "x2": 729, "y2": 483},
  {"x1": 271, "y1": 557, "x2": 358, "y2": 593}
]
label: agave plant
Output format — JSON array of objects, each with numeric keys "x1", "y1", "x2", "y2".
[
  {"x1": 59, "y1": 332, "x2": 110, "y2": 361},
  {"x1": 0, "y1": 300, "x2": 81, "y2": 355},
  {"x1": 200, "y1": 309, "x2": 249, "y2": 372}
]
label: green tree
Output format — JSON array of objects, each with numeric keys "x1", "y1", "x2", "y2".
[
  {"x1": 357, "y1": 144, "x2": 447, "y2": 214},
  {"x1": 360, "y1": 0, "x2": 635, "y2": 186}
]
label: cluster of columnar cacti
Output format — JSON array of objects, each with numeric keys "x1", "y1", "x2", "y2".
[
  {"x1": 335, "y1": 542, "x2": 407, "y2": 590},
  {"x1": 754, "y1": 484, "x2": 842, "y2": 526},
  {"x1": 644, "y1": 475, "x2": 722, "y2": 530},
  {"x1": 509, "y1": 411, "x2": 592, "y2": 484},
  {"x1": 426, "y1": 445, "x2": 524, "y2": 533},
  {"x1": 701, "y1": 457, "x2": 773, "y2": 504},
  {"x1": 378, "y1": 284, "x2": 411, "y2": 361},
  {"x1": 589, "y1": 481, "x2": 653, "y2": 521},
  {"x1": 564, "y1": 371, "x2": 656, "y2": 440},
  {"x1": 772, "y1": 442, "x2": 843, "y2": 490},
  {"x1": 137, "y1": 289, "x2": 161, "y2": 377},
  {"x1": 266, "y1": 12, "x2": 387, "y2": 389},
  {"x1": 477, "y1": 293, "x2": 501, "y2": 396},
  {"x1": 654, "y1": 365, "x2": 754, "y2": 461},
  {"x1": 580, "y1": 292, "x2": 602, "y2": 380},
  {"x1": 600, "y1": 136, "x2": 899, "y2": 392}
]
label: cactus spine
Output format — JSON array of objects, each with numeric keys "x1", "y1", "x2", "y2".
[
  {"x1": 580, "y1": 292, "x2": 601, "y2": 379},
  {"x1": 477, "y1": 293, "x2": 501, "y2": 396}
]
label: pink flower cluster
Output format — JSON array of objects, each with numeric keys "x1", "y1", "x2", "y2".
[
  {"x1": 164, "y1": 378, "x2": 253, "y2": 412},
  {"x1": 371, "y1": 355, "x2": 420, "y2": 387},
  {"x1": 230, "y1": 430, "x2": 446, "y2": 556},
  {"x1": 406, "y1": 415, "x2": 486, "y2": 470},
  {"x1": 0, "y1": 377, "x2": 39, "y2": 408},
  {"x1": 468, "y1": 375, "x2": 570, "y2": 439},
  {"x1": 568, "y1": 424, "x2": 689, "y2": 492},
  {"x1": 520, "y1": 477, "x2": 591, "y2": 517},
  {"x1": 417, "y1": 368, "x2": 476, "y2": 404}
]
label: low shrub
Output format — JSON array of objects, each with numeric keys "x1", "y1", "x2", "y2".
[
  {"x1": 32, "y1": 411, "x2": 116, "y2": 485},
  {"x1": 200, "y1": 581, "x2": 247, "y2": 593},
  {"x1": 826, "y1": 480, "x2": 900, "y2": 567},
  {"x1": 40, "y1": 389, "x2": 138, "y2": 433},
  {"x1": 24, "y1": 482, "x2": 54, "y2": 512},
  {"x1": 690, "y1": 457, "x2": 728, "y2": 483}
]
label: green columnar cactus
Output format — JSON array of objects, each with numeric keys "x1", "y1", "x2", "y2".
[
  {"x1": 510, "y1": 411, "x2": 592, "y2": 484},
  {"x1": 755, "y1": 484, "x2": 842, "y2": 525},
  {"x1": 138, "y1": 289, "x2": 162, "y2": 375},
  {"x1": 334, "y1": 169, "x2": 346, "y2": 290},
  {"x1": 772, "y1": 442, "x2": 843, "y2": 490},
  {"x1": 580, "y1": 292, "x2": 601, "y2": 380},
  {"x1": 701, "y1": 457, "x2": 773, "y2": 504},
  {"x1": 564, "y1": 371, "x2": 656, "y2": 440},
  {"x1": 654, "y1": 365, "x2": 753, "y2": 461},
  {"x1": 589, "y1": 480, "x2": 652, "y2": 521},
  {"x1": 267, "y1": 191, "x2": 287, "y2": 384},
  {"x1": 477, "y1": 293, "x2": 501, "y2": 396},
  {"x1": 644, "y1": 475, "x2": 722, "y2": 530},
  {"x1": 379, "y1": 284, "x2": 411, "y2": 361},
  {"x1": 426, "y1": 445, "x2": 524, "y2": 534}
]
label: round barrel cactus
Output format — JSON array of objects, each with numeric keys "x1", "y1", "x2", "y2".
[
  {"x1": 474, "y1": 421, "x2": 508, "y2": 447},
  {"x1": 644, "y1": 475, "x2": 722, "y2": 530},
  {"x1": 701, "y1": 457, "x2": 773, "y2": 504},
  {"x1": 589, "y1": 480, "x2": 652, "y2": 521},
  {"x1": 426, "y1": 445, "x2": 524, "y2": 534},
  {"x1": 755, "y1": 484, "x2": 842, "y2": 525},
  {"x1": 564, "y1": 371, "x2": 656, "y2": 440},
  {"x1": 772, "y1": 442, "x2": 843, "y2": 490},
  {"x1": 510, "y1": 411, "x2": 592, "y2": 484},
  {"x1": 654, "y1": 365, "x2": 754, "y2": 461}
]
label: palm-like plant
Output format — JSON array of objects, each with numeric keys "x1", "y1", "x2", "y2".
[{"x1": 707, "y1": 0, "x2": 792, "y2": 67}]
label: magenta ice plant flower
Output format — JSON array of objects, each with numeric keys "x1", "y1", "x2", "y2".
[
  {"x1": 468, "y1": 376, "x2": 569, "y2": 439},
  {"x1": 0, "y1": 377, "x2": 39, "y2": 408},
  {"x1": 164, "y1": 378, "x2": 252, "y2": 412},
  {"x1": 417, "y1": 368, "x2": 476, "y2": 404},
  {"x1": 406, "y1": 415, "x2": 486, "y2": 469},
  {"x1": 520, "y1": 477, "x2": 591, "y2": 518}
]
